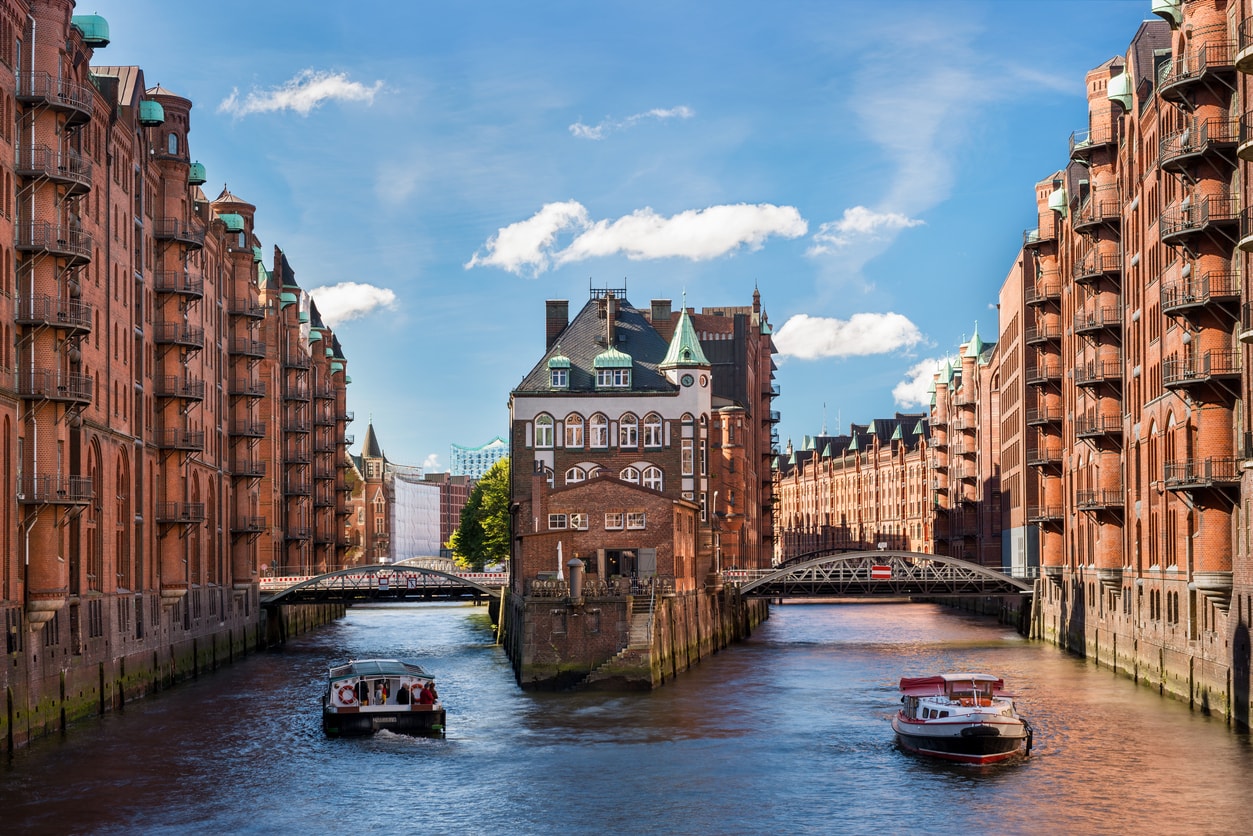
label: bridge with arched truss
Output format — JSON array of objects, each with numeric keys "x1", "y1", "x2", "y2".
[
  {"x1": 727, "y1": 550, "x2": 1034, "y2": 598},
  {"x1": 261, "y1": 564, "x2": 505, "y2": 607}
]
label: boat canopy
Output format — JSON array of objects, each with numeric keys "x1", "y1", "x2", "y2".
[
  {"x1": 899, "y1": 673, "x2": 1004, "y2": 697},
  {"x1": 328, "y1": 659, "x2": 432, "y2": 682}
]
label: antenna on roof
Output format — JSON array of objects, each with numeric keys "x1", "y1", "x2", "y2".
[{"x1": 821, "y1": 402, "x2": 827, "y2": 436}]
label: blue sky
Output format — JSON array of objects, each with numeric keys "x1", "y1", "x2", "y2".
[{"x1": 95, "y1": 0, "x2": 1151, "y2": 469}]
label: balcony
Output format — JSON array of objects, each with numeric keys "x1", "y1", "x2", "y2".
[
  {"x1": 16, "y1": 221, "x2": 92, "y2": 263},
  {"x1": 154, "y1": 375, "x2": 206, "y2": 402},
  {"x1": 764, "y1": 410, "x2": 781, "y2": 425},
  {"x1": 1025, "y1": 280, "x2": 1062, "y2": 307},
  {"x1": 1164, "y1": 457, "x2": 1240, "y2": 492},
  {"x1": 1025, "y1": 322, "x2": 1061, "y2": 345},
  {"x1": 153, "y1": 321, "x2": 205, "y2": 350},
  {"x1": 1160, "y1": 270, "x2": 1239, "y2": 316},
  {"x1": 1074, "y1": 359, "x2": 1122, "y2": 388},
  {"x1": 228, "y1": 301, "x2": 266, "y2": 319},
  {"x1": 156, "y1": 428, "x2": 205, "y2": 451},
  {"x1": 16, "y1": 474, "x2": 92, "y2": 505},
  {"x1": 1162, "y1": 350, "x2": 1241, "y2": 389},
  {"x1": 1074, "y1": 307, "x2": 1122, "y2": 336},
  {"x1": 153, "y1": 218, "x2": 205, "y2": 249},
  {"x1": 16, "y1": 72, "x2": 93, "y2": 125},
  {"x1": 229, "y1": 337, "x2": 267, "y2": 358},
  {"x1": 156, "y1": 502, "x2": 206, "y2": 525},
  {"x1": 1027, "y1": 505, "x2": 1064, "y2": 523},
  {"x1": 314, "y1": 491, "x2": 336, "y2": 508},
  {"x1": 285, "y1": 527, "x2": 313, "y2": 541},
  {"x1": 1023, "y1": 218, "x2": 1057, "y2": 250},
  {"x1": 153, "y1": 271, "x2": 205, "y2": 299},
  {"x1": 1160, "y1": 194, "x2": 1238, "y2": 246},
  {"x1": 1069, "y1": 125, "x2": 1116, "y2": 163},
  {"x1": 284, "y1": 417, "x2": 311, "y2": 434},
  {"x1": 1026, "y1": 446, "x2": 1063, "y2": 467},
  {"x1": 1076, "y1": 489, "x2": 1124, "y2": 511},
  {"x1": 16, "y1": 294, "x2": 91, "y2": 335},
  {"x1": 1158, "y1": 41, "x2": 1236, "y2": 106},
  {"x1": 230, "y1": 419, "x2": 266, "y2": 437},
  {"x1": 1075, "y1": 414, "x2": 1122, "y2": 440},
  {"x1": 1025, "y1": 363, "x2": 1063, "y2": 385},
  {"x1": 15, "y1": 369, "x2": 91, "y2": 404},
  {"x1": 228, "y1": 378, "x2": 266, "y2": 398},
  {"x1": 286, "y1": 447, "x2": 312, "y2": 464},
  {"x1": 284, "y1": 384, "x2": 310, "y2": 401},
  {"x1": 1073, "y1": 249, "x2": 1121, "y2": 285},
  {"x1": 1072, "y1": 191, "x2": 1121, "y2": 233},
  {"x1": 1160, "y1": 117, "x2": 1237, "y2": 172},
  {"x1": 15, "y1": 144, "x2": 92, "y2": 194},
  {"x1": 231, "y1": 515, "x2": 267, "y2": 535},
  {"x1": 284, "y1": 352, "x2": 311, "y2": 369},
  {"x1": 284, "y1": 478, "x2": 312, "y2": 497},
  {"x1": 230, "y1": 456, "x2": 266, "y2": 479},
  {"x1": 1026, "y1": 406, "x2": 1062, "y2": 426},
  {"x1": 1239, "y1": 17, "x2": 1253, "y2": 74},
  {"x1": 1241, "y1": 302, "x2": 1253, "y2": 344},
  {"x1": 313, "y1": 384, "x2": 337, "y2": 401}
]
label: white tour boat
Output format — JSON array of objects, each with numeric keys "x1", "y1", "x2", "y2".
[
  {"x1": 891, "y1": 673, "x2": 1032, "y2": 764},
  {"x1": 322, "y1": 659, "x2": 445, "y2": 737}
]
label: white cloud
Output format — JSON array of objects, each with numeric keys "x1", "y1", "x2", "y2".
[
  {"x1": 464, "y1": 201, "x2": 590, "y2": 275},
  {"x1": 808, "y1": 206, "x2": 924, "y2": 255},
  {"x1": 892, "y1": 356, "x2": 957, "y2": 409},
  {"x1": 422, "y1": 454, "x2": 442, "y2": 472},
  {"x1": 466, "y1": 201, "x2": 805, "y2": 276},
  {"x1": 570, "y1": 106, "x2": 694, "y2": 140},
  {"x1": 774, "y1": 312, "x2": 923, "y2": 360},
  {"x1": 308, "y1": 282, "x2": 397, "y2": 326},
  {"x1": 218, "y1": 69, "x2": 384, "y2": 117}
]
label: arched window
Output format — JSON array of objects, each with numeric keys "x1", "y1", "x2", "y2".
[
  {"x1": 565, "y1": 413, "x2": 584, "y2": 448},
  {"x1": 167, "y1": 132, "x2": 178, "y2": 155},
  {"x1": 643, "y1": 413, "x2": 663, "y2": 448},
  {"x1": 642, "y1": 466, "x2": 663, "y2": 491},
  {"x1": 565, "y1": 466, "x2": 586, "y2": 485},
  {"x1": 619, "y1": 413, "x2": 638, "y2": 448},
  {"x1": 620, "y1": 466, "x2": 640, "y2": 484},
  {"x1": 589, "y1": 413, "x2": 609, "y2": 448},
  {"x1": 535, "y1": 414, "x2": 554, "y2": 448}
]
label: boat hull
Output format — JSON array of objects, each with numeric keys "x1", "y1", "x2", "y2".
[
  {"x1": 322, "y1": 701, "x2": 446, "y2": 737},
  {"x1": 892, "y1": 715, "x2": 1029, "y2": 764}
]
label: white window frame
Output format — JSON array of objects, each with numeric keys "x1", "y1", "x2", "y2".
[
  {"x1": 535, "y1": 414, "x2": 554, "y2": 448},
  {"x1": 626, "y1": 512, "x2": 646, "y2": 530},
  {"x1": 681, "y1": 439, "x2": 694, "y2": 475},
  {"x1": 642, "y1": 466, "x2": 663, "y2": 491},
  {"x1": 565, "y1": 466, "x2": 586, "y2": 485},
  {"x1": 569, "y1": 512, "x2": 589, "y2": 530},
  {"x1": 619, "y1": 414, "x2": 638, "y2": 448},
  {"x1": 589, "y1": 413, "x2": 609, "y2": 448},
  {"x1": 605, "y1": 512, "x2": 624, "y2": 530},
  {"x1": 620, "y1": 466, "x2": 640, "y2": 484},
  {"x1": 643, "y1": 413, "x2": 663, "y2": 448},
  {"x1": 565, "y1": 413, "x2": 584, "y2": 448},
  {"x1": 550, "y1": 368, "x2": 568, "y2": 388},
  {"x1": 548, "y1": 513, "x2": 568, "y2": 530}
]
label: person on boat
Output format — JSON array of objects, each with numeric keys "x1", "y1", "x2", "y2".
[
  {"x1": 356, "y1": 680, "x2": 369, "y2": 706},
  {"x1": 396, "y1": 683, "x2": 411, "y2": 705},
  {"x1": 418, "y1": 682, "x2": 437, "y2": 705}
]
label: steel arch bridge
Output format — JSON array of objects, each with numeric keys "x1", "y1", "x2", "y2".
[
  {"x1": 262, "y1": 564, "x2": 502, "y2": 607},
  {"x1": 732, "y1": 550, "x2": 1033, "y2": 598}
]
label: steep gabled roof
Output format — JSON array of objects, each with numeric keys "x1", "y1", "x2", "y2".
[
  {"x1": 659, "y1": 308, "x2": 710, "y2": 368},
  {"x1": 514, "y1": 296, "x2": 675, "y2": 393}
]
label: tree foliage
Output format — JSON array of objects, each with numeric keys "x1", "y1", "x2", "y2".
[{"x1": 447, "y1": 457, "x2": 511, "y2": 570}]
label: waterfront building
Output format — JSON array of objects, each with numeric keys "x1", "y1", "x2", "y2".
[
  {"x1": 0, "y1": 2, "x2": 352, "y2": 750},
  {"x1": 451, "y1": 436, "x2": 507, "y2": 478},
  {"x1": 505, "y1": 287, "x2": 774, "y2": 688}
]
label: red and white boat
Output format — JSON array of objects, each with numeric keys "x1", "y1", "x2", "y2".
[{"x1": 892, "y1": 673, "x2": 1032, "y2": 764}]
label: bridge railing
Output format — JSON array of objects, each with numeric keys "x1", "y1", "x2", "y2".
[{"x1": 260, "y1": 571, "x2": 508, "y2": 593}]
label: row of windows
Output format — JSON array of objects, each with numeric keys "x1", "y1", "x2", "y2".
[
  {"x1": 564, "y1": 464, "x2": 663, "y2": 491},
  {"x1": 549, "y1": 511, "x2": 646, "y2": 531},
  {"x1": 535, "y1": 412, "x2": 697, "y2": 449},
  {"x1": 550, "y1": 368, "x2": 632, "y2": 389}
]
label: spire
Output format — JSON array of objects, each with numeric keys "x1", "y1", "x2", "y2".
[
  {"x1": 964, "y1": 321, "x2": 986, "y2": 359},
  {"x1": 361, "y1": 422, "x2": 384, "y2": 460},
  {"x1": 659, "y1": 306, "x2": 710, "y2": 368}
]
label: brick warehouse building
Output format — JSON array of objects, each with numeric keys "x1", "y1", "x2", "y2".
[
  {"x1": 773, "y1": 1, "x2": 1253, "y2": 726},
  {"x1": 0, "y1": 3, "x2": 351, "y2": 750},
  {"x1": 505, "y1": 288, "x2": 774, "y2": 688}
]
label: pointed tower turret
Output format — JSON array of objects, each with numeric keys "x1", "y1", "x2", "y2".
[{"x1": 659, "y1": 304, "x2": 711, "y2": 385}]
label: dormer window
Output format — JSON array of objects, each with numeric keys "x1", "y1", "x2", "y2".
[
  {"x1": 548, "y1": 351, "x2": 571, "y2": 389},
  {"x1": 593, "y1": 346, "x2": 632, "y2": 388}
]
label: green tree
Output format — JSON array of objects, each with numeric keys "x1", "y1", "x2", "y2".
[{"x1": 447, "y1": 457, "x2": 511, "y2": 570}]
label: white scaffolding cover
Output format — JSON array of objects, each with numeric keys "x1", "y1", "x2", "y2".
[{"x1": 390, "y1": 473, "x2": 442, "y2": 559}]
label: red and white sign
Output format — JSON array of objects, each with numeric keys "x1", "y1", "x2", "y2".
[{"x1": 871, "y1": 565, "x2": 892, "y2": 580}]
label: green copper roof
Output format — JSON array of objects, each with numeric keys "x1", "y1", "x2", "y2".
[
  {"x1": 188, "y1": 161, "x2": 206, "y2": 186},
  {"x1": 848, "y1": 434, "x2": 860, "y2": 452},
  {"x1": 309, "y1": 331, "x2": 323, "y2": 342},
  {"x1": 939, "y1": 359, "x2": 954, "y2": 385},
  {"x1": 593, "y1": 346, "x2": 633, "y2": 368},
  {"x1": 279, "y1": 292, "x2": 297, "y2": 309},
  {"x1": 822, "y1": 442, "x2": 833, "y2": 459},
  {"x1": 659, "y1": 308, "x2": 710, "y2": 368},
  {"x1": 252, "y1": 246, "x2": 263, "y2": 263},
  {"x1": 71, "y1": 15, "x2": 110, "y2": 47},
  {"x1": 547, "y1": 350, "x2": 570, "y2": 369},
  {"x1": 1107, "y1": 71, "x2": 1132, "y2": 109},
  {"x1": 964, "y1": 322, "x2": 986, "y2": 359},
  {"x1": 1047, "y1": 184, "x2": 1068, "y2": 218},
  {"x1": 218, "y1": 213, "x2": 245, "y2": 233},
  {"x1": 914, "y1": 420, "x2": 926, "y2": 436},
  {"x1": 1151, "y1": 0, "x2": 1182, "y2": 28},
  {"x1": 138, "y1": 100, "x2": 164, "y2": 127},
  {"x1": 330, "y1": 361, "x2": 344, "y2": 373},
  {"x1": 891, "y1": 425, "x2": 903, "y2": 441}
]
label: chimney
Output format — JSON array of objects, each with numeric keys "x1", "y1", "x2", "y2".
[
  {"x1": 545, "y1": 300, "x2": 568, "y2": 350},
  {"x1": 650, "y1": 299, "x2": 672, "y2": 323}
]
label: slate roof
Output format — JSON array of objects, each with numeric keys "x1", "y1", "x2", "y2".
[
  {"x1": 776, "y1": 412, "x2": 929, "y2": 476},
  {"x1": 515, "y1": 296, "x2": 677, "y2": 394}
]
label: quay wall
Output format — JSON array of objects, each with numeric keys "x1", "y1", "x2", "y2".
[
  {"x1": 504, "y1": 585, "x2": 768, "y2": 690},
  {"x1": 0, "y1": 598, "x2": 342, "y2": 754},
  {"x1": 1032, "y1": 574, "x2": 1244, "y2": 725}
]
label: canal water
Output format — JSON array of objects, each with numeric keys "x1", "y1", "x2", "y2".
[{"x1": 4, "y1": 602, "x2": 1250, "y2": 835}]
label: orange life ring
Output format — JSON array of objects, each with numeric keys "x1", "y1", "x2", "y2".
[{"x1": 338, "y1": 684, "x2": 357, "y2": 705}]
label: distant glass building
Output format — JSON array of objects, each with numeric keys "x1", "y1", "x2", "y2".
[{"x1": 451, "y1": 436, "x2": 508, "y2": 478}]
